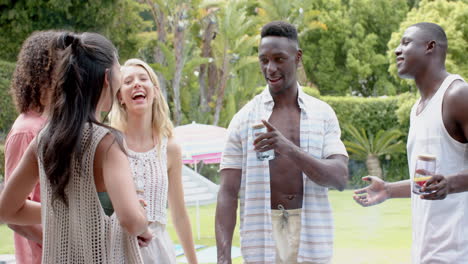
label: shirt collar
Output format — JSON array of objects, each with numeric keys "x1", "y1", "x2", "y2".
[{"x1": 261, "y1": 82, "x2": 307, "y2": 110}]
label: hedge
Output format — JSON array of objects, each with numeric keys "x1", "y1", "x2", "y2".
[
  {"x1": 0, "y1": 60, "x2": 17, "y2": 136},
  {"x1": 320, "y1": 92, "x2": 418, "y2": 184},
  {"x1": 0, "y1": 144, "x2": 4, "y2": 182}
]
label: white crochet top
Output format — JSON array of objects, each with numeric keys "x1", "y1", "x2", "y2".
[
  {"x1": 38, "y1": 124, "x2": 143, "y2": 263},
  {"x1": 128, "y1": 137, "x2": 168, "y2": 224}
]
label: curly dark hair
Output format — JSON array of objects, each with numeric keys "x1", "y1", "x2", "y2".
[{"x1": 10, "y1": 30, "x2": 63, "y2": 113}]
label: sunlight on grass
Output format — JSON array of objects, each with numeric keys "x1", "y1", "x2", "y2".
[{"x1": 0, "y1": 190, "x2": 411, "y2": 264}]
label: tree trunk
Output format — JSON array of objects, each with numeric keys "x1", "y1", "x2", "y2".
[
  {"x1": 146, "y1": 0, "x2": 168, "y2": 100},
  {"x1": 213, "y1": 45, "x2": 229, "y2": 126},
  {"x1": 199, "y1": 17, "x2": 216, "y2": 113},
  {"x1": 366, "y1": 154, "x2": 383, "y2": 179},
  {"x1": 172, "y1": 11, "x2": 185, "y2": 126}
]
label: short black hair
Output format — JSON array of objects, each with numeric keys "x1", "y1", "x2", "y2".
[
  {"x1": 261, "y1": 21, "x2": 299, "y2": 47},
  {"x1": 410, "y1": 22, "x2": 447, "y2": 48}
]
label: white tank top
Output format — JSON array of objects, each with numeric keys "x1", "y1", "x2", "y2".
[
  {"x1": 128, "y1": 137, "x2": 168, "y2": 224},
  {"x1": 407, "y1": 74, "x2": 468, "y2": 264}
]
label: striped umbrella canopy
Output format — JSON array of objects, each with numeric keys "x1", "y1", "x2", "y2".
[{"x1": 174, "y1": 122, "x2": 228, "y2": 164}]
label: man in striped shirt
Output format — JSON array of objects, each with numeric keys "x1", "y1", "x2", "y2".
[{"x1": 215, "y1": 21, "x2": 349, "y2": 264}]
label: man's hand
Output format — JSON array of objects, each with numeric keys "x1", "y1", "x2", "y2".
[
  {"x1": 353, "y1": 176, "x2": 390, "y2": 207},
  {"x1": 253, "y1": 120, "x2": 296, "y2": 156},
  {"x1": 421, "y1": 174, "x2": 448, "y2": 200}
]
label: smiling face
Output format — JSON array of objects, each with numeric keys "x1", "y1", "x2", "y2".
[
  {"x1": 394, "y1": 26, "x2": 431, "y2": 79},
  {"x1": 258, "y1": 36, "x2": 302, "y2": 95},
  {"x1": 118, "y1": 65, "x2": 156, "y2": 115}
]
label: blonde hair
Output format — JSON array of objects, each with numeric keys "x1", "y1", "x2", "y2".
[{"x1": 110, "y1": 58, "x2": 173, "y2": 145}]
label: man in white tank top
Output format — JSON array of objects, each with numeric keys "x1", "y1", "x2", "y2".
[{"x1": 353, "y1": 22, "x2": 468, "y2": 263}]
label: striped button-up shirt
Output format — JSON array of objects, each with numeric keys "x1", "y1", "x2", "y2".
[{"x1": 220, "y1": 85, "x2": 348, "y2": 263}]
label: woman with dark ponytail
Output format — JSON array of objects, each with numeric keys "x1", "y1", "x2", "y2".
[{"x1": 0, "y1": 32, "x2": 151, "y2": 263}]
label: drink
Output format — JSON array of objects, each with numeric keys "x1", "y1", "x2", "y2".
[
  {"x1": 412, "y1": 154, "x2": 436, "y2": 195},
  {"x1": 413, "y1": 176, "x2": 432, "y2": 187},
  {"x1": 252, "y1": 123, "x2": 275, "y2": 161}
]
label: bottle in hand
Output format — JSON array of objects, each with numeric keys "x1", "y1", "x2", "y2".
[{"x1": 252, "y1": 123, "x2": 275, "y2": 161}]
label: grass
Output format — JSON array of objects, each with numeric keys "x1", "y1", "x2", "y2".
[{"x1": 0, "y1": 190, "x2": 411, "y2": 263}]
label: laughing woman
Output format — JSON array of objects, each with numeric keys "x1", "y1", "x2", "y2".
[{"x1": 110, "y1": 59, "x2": 198, "y2": 264}]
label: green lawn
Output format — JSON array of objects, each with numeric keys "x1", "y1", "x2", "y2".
[{"x1": 0, "y1": 190, "x2": 411, "y2": 263}]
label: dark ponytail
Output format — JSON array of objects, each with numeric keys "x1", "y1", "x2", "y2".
[{"x1": 40, "y1": 32, "x2": 123, "y2": 205}]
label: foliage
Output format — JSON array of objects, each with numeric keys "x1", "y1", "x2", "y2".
[
  {"x1": 321, "y1": 95, "x2": 401, "y2": 140},
  {"x1": 0, "y1": 0, "x2": 145, "y2": 62},
  {"x1": 387, "y1": 0, "x2": 468, "y2": 91},
  {"x1": 0, "y1": 60, "x2": 17, "y2": 134},
  {"x1": 317, "y1": 93, "x2": 416, "y2": 182},
  {"x1": 343, "y1": 124, "x2": 405, "y2": 161},
  {"x1": 395, "y1": 92, "x2": 418, "y2": 132},
  {"x1": 301, "y1": 0, "x2": 408, "y2": 96},
  {"x1": 343, "y1": 123, "x2": 405, "y2": 178},
  {"x1": 0, "y1": 144, "x2": 4, "y2": 182}
]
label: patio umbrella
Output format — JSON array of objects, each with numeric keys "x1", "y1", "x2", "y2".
[{"x1": 174, "y1": 121, "x2": 228, "y2": 165}]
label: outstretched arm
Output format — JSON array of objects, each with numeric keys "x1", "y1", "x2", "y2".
[
  {"x1": 353, "y1": 176, "x2": 411, "y2": 207},
  {"x1": 167, "y1": 138, "x2": 198, "y2": 264},
  {"x1": 216, "y1": 169, "x2": 241, "y2": 264}
]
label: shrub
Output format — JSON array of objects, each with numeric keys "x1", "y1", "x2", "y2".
[
  {"x1": 301, "y1": 91, "x2": 418, "y2": 184},
  {"x1": 0, "y1": 60, "x2": 17, "y2": 134},
  {"x1": 0, "y1": 144, "x2": 4, "y2": 182}
]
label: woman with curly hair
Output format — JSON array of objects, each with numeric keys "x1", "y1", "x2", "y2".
[
  {"x1": 0, "y1": 32, "x2": 151, "y2": 263},
  {"x1": 4, "y1": 30, "x2": 62, "y2": 264}
]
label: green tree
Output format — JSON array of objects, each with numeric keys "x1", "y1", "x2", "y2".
[
  {"x1": 189, "y1": 0, "x2": 259, "y2": 126},
  {"x1": 144, "y1": 0, "x2": 207, "y2": 125},
  {"x1": 387, "y1": 0, "x2": 468, "y2": 92},
  {"x1": 301, "y1": 0, "x2": 408, "y2": 96},
  {"x1": 343, "y1": 124, "x2": 406, "y2": 179},
  {"x1": 0, "y1": 0, "x2": 144, "y2": 62}
]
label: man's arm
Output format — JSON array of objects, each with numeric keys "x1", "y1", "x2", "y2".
[
  {"x1": 255, "y1": 120, "x2": 348, "y2": 190},
  {"x1": 422, "y1": 82, "x2": 468, "y2": 199},
  {"x1": 216, "y1": 169, "x2": 241, "y2": 264},
  {"x1": 353, "y1": 177, "x2": 411, "y2": 207}
]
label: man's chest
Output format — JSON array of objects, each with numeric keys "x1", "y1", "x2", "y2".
[{"x1": 268, "y1": 107, "x2": 301, "y2": 146}]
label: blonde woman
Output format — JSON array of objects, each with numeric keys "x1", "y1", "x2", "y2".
[{"x1": 110, "y1": 58, "x2": 198, "y2": 264}]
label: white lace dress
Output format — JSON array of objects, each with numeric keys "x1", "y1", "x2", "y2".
[{"x1": 128, "y1": 137, "x2": 176, "y2": 264}]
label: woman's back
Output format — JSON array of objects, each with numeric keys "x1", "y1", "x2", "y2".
[{"x1": 38, "y1": 124, "x2": 142, "y2": 263}]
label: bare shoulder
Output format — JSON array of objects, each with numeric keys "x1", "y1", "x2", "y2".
[
  {"x1": 95, "y1": 133, "x2": 124, "y2": 162},
  {"x1": 167, "y1": 136, "x2": 182, "y2": 156},
  {"x1": 166, "y1": 136, "x2": 182, "y2": 168},
  {"x1": 444, "y1": 79, "x2": 468, "y2": 121},
  {"x1": 445, "y1": 79, "x2": 468, "y2": 105}
]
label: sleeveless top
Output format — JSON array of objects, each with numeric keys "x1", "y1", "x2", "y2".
[
  {"x1": 128, "y1": 137, "x2": 169, "y2": 224},
  {"x1": 38, "y1": 124, "x2": 143, "y2": 263},
  {"x1": 407, "y1": 74, "x2": 468, "y2": 264}
]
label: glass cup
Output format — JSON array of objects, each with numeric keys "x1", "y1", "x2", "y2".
[
  {"x1": 412, "y1": 154, "x2": 436, "y2": 195},
  {"x1": 252, "y1": 123, "x2": 275, "y2": 161}
]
